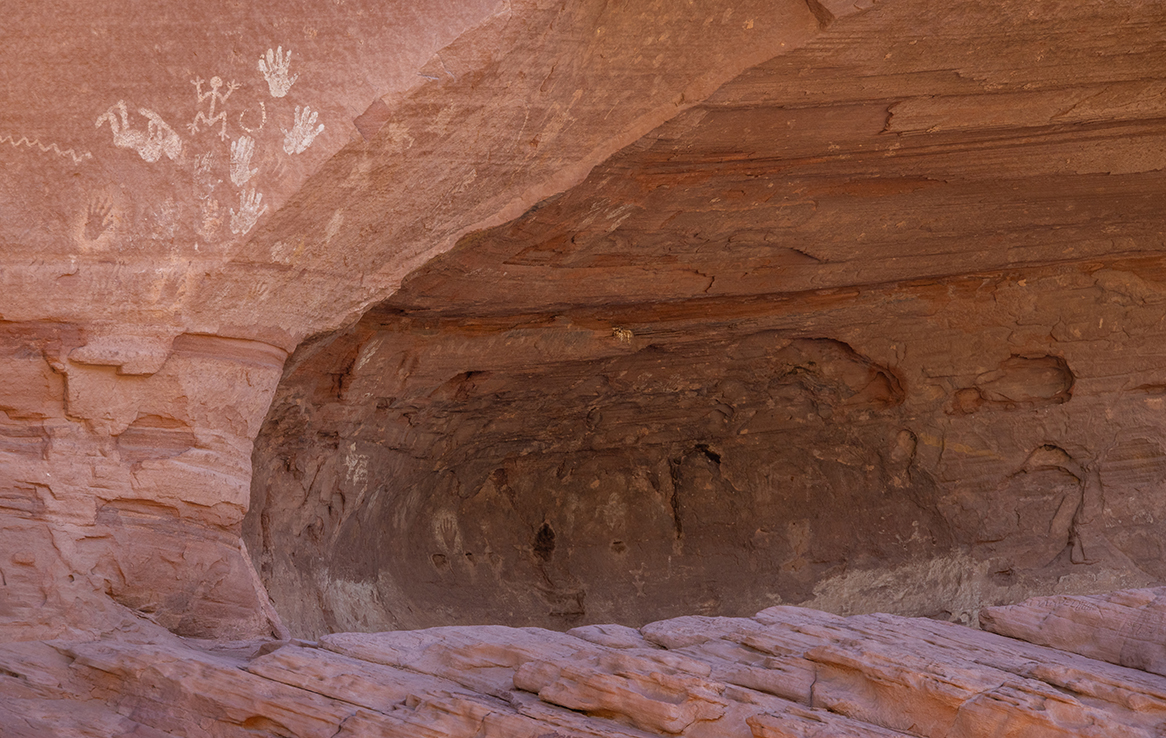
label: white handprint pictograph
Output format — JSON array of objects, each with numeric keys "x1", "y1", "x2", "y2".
[
  {"x1": 282, "y1": 105, "x2": 324, "y2": 155},
  {"x1": 259, "y1": 46, "x2": 299, "y2": 98},
  {"x1": 230, "y1": 135, "x2": 258, "y2": 186},
  {"x1": 230, "y1": 186, "x2": 267, "y2": 235}
]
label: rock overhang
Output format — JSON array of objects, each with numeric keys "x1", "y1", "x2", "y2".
[{"x1": 246, "y1": 0, "x2": 1166, "y2": 636}]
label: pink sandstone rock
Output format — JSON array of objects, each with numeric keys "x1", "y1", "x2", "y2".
[
  {"x1": 0, "y1": 0, "x2": 841, "y2": 640},
  {"x1": 246, "y1": 0, "x2": 1166, "y2": 637},
  {"x1": 4, "y1": 592, "x2": 1166, "y2": 736},
  {"x1": 981, "y1": 588, "x2": 1166, "y2": 676}
]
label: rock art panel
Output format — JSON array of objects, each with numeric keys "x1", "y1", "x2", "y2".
[
  {"x1": 0, "y1": 133, "x2": 92, "y2": 164},
  {"x1": 246, "y1": 0, "x2": 1166, "y2": 638},
  {"x1": 281, "y1": 105, "x2": 324, "y2": 155},
  {"x1": 248, "y1": 0, "x2": 1166, "y2": 630},
  {"x1": 3, "y1": 0, "x2": 832, "y2": 640},
  {"x1": 7, "y1": 0, "x2": 1166, "y2": 656},
  {"x1": 96, "y1": 101, "x2": 183, "y2": 163},
  {"x1": 258, "y1": 46, "x2": 299, "y2": 99}
]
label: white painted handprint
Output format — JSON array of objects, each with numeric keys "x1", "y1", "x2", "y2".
[
  {"x1": 230, "y1": 186, "x2": 267, "y2": 235},
  {"x1": 230, "y1": 135, "x2": 258, "y2": 186},
  {"x1": 282, "y1": 105, "x2": 324, "y2": 154},
  {"x1": 259, "y1": 46, "x2": 299, "y2": 98}
]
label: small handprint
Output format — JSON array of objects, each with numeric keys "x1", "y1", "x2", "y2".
[
  {"x1": 282, "y1": 105, "x2": 324, "y2": 154},
  {"x1": 259, "y1": 46, "x2": 299, "y2": 98},
  {"x1": 230, "y1": 135, "x2": 258, "y2": 186},
  {"x1": 84, "y1": 197, "x2": 114, "y2": 241},
  {"x1": 230, "y1": 186, "x2": 268, "y2": 236}
]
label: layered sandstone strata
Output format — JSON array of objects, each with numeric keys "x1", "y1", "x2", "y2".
[
  {"x1": 6, "y1": 589, "x2": 1166, "y2": 737},
  {"x1": 5, "y1": 2, "x2": 1166, "y2": 735}
]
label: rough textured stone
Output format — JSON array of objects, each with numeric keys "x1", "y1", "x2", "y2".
[{"x1": 981, "y1": 588, "x2": 1166, "y2": 676}]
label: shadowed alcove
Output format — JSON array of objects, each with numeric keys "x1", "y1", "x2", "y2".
[{"x1": 245, "y1": 0, "x2": 1166, "y2": 638}]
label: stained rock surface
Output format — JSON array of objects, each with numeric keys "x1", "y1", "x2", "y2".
[{"x1": 6, "y1": 590, "x2": 1166, "y2": 737}]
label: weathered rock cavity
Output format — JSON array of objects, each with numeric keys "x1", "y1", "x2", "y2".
[
  {"x1": 250, "y1": 313, "x2": 946, "y2": 634},
  {"x1": 250, "y1": 251, "x2": 1166, "y2": 637}
]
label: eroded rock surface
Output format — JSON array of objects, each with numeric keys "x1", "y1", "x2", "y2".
[
  {"x1": 6, "y1": 590, "x2": 1166, "y2": 737},
  {"x1": 6, "y1": 2, "x2": 1166, "y2": 725}
]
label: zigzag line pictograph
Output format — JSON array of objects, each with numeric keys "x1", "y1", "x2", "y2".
[{"x1": 0, "y1": 134, "x2": 93, "y2": 164}]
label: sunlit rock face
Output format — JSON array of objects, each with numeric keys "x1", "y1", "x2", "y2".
[
  {"x1": 13, "y1": 588, "x2": 1166, "y2": 737},
  {"x1": 5, "y1": 0, "x2": 1166, "y2": 649},
  {"x1": 0, "y1": 0, "x2": 509, "y2": 641},
  {"x1": 249, "y1": 0, "x2": 1166, "y2": 637}
]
